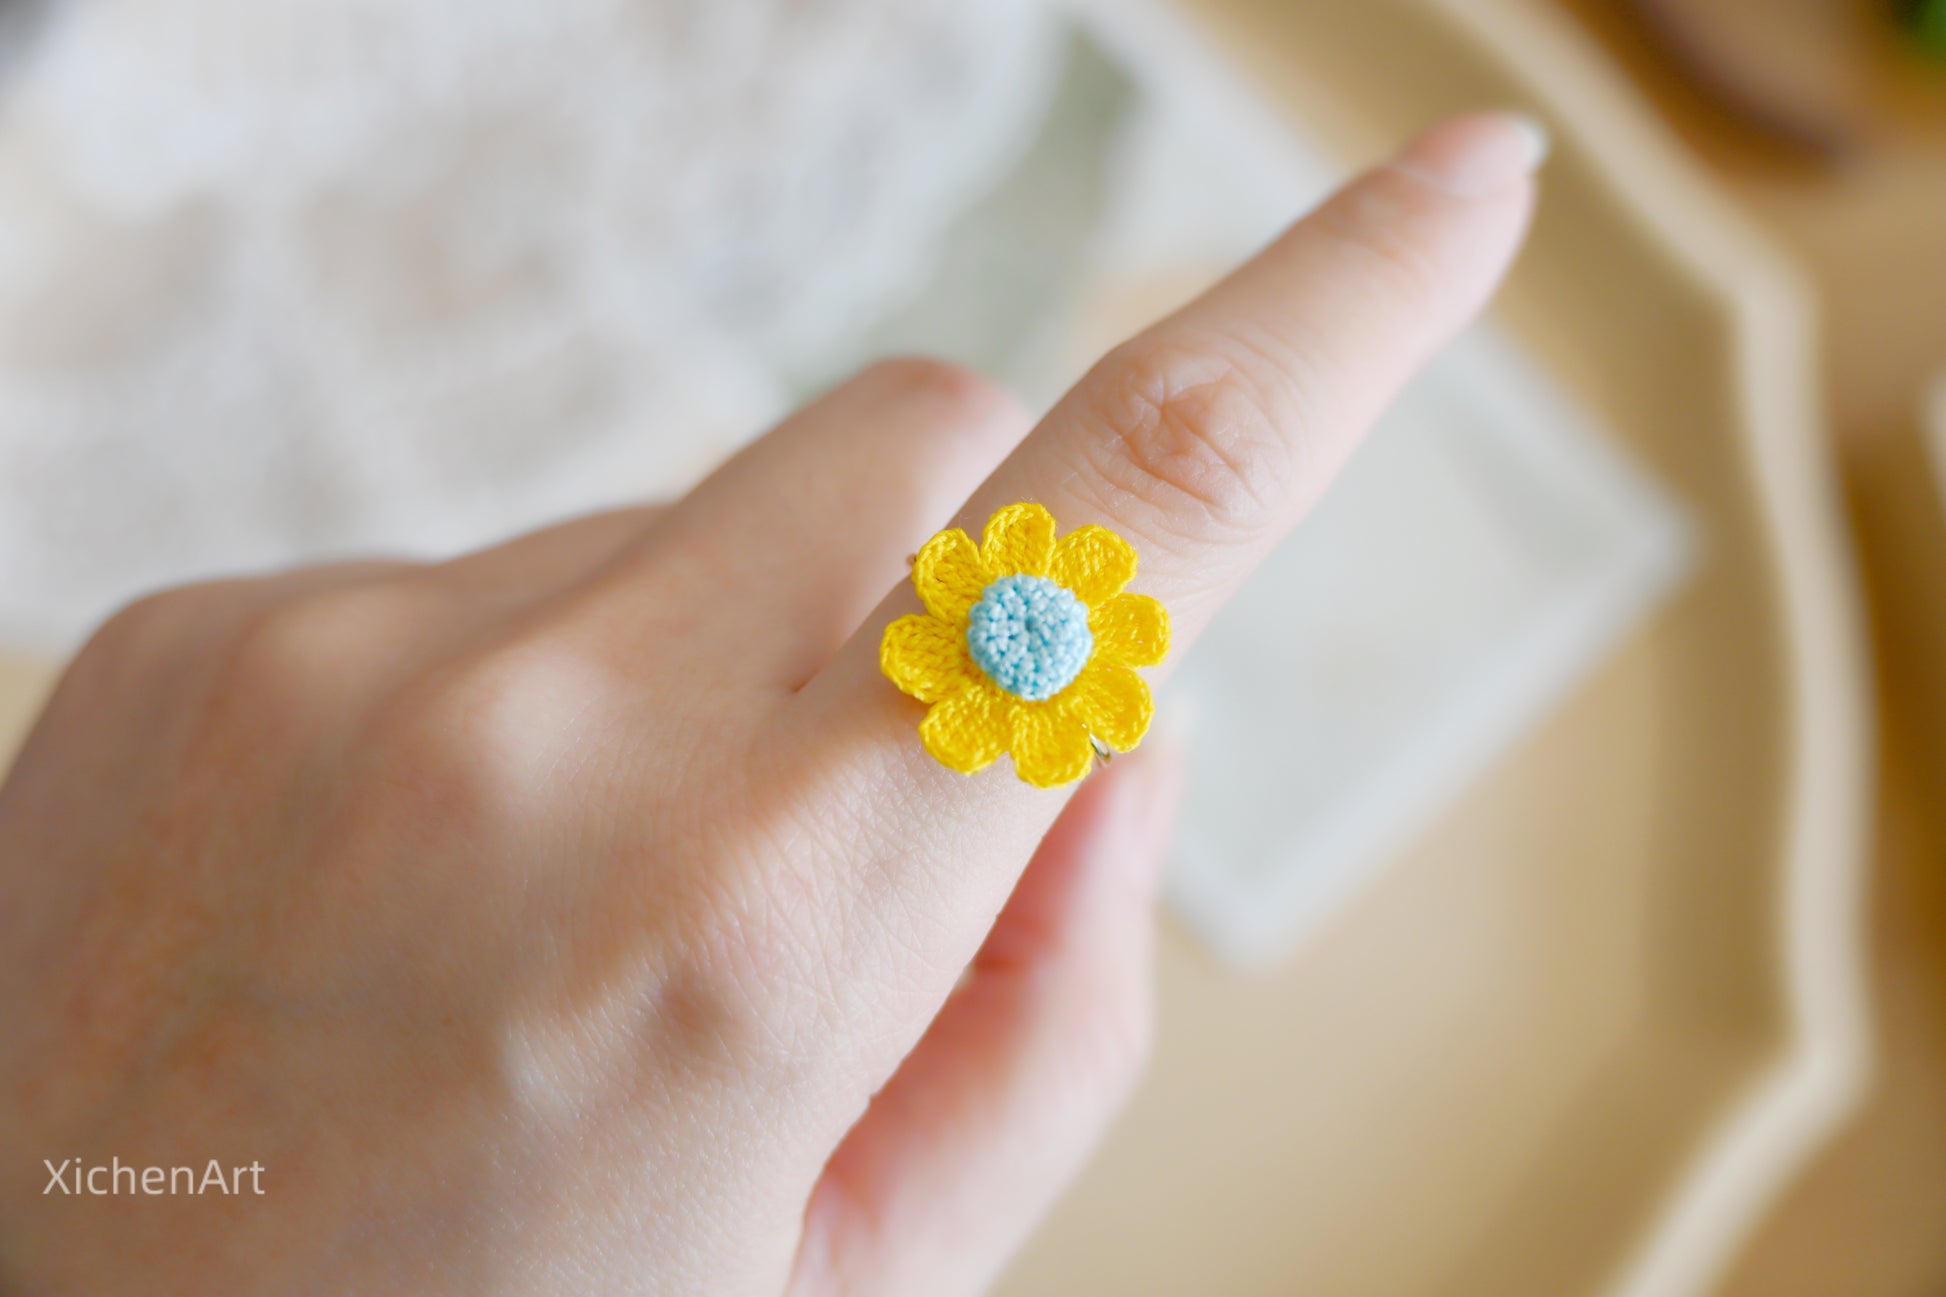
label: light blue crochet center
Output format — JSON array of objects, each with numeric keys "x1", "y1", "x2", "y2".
[{"x1": 966, "y1": 575, "x2": 1094, "y2": 702}]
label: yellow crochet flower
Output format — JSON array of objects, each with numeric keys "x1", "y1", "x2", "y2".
[{"x1": 881, "y1": 502, "x2": 1170, "y2": 788}]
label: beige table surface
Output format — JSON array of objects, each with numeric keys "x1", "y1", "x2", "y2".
[{"x1": 0, "y1": 657, "x2": 52, "y2": 773}]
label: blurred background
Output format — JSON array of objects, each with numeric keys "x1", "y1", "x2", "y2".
[{"x1": 0, "y1": 0, "x2": 1942, "y2": 1293}]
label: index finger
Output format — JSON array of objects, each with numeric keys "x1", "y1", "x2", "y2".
[
  {"x1": 809, "y1": 110, "x2": 1541, "y2": 765},
  {"x1": 787, "y1": 112, "x2": 1542, "y2": 1040},
  {"x1": 980, "y1": 110, "x2": 1544, "y2": 641}
]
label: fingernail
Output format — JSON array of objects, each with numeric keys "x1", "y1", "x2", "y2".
[{"x1": 1391, "y1": 111, "x2": 1549, "y2": 199}]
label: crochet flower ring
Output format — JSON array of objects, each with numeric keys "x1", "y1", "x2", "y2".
[{"x1": 880, "y1": 502, "x2": 1170, "y2": 788}]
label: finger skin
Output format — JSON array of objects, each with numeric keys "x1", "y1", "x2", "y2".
[
  {"x1": 433, "y1": 504, "x2": 666, "y2": 593},
  {"x1": 598, "y1": 357, "x2": 1032, "y2": 687},
  {"x1": 791, "y1": 735, "x2": 1185, "y2": 1297},
  {"x1": 915, "y1": 111, "x2": 1538, "y2": 653},
  {"x1": 780, "y1": 113, "x2": 1541, "y2": 1095}
]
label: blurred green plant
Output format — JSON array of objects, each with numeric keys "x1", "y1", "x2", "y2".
[{"x1": 1896, "y1": 0, "x2": 1946, "y2": 59}]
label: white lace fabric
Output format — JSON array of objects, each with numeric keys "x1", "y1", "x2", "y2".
[{"x1": 0, "y1": 0, "x2": 1060, "y2": 650}]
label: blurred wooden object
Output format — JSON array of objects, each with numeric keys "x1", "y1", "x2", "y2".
[
  {"x1": 1549, "y1": 3, "x2": 1946, "y2": 1292},
  {"x1": 1621, "y1": 0, "x2": 1899, "y2": 157},
  {"x1": 1003, "y1": 1, "x2": 1871, "y2": 1294}
]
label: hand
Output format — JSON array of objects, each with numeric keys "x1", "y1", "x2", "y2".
[{"x1": 0, "y1": 114, "x2": 1538, "y2": 1296}]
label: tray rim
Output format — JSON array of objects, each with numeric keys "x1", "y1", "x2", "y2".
[{"x1": 1181, "y1": 0, "x2": 1879, "y2": 1291}]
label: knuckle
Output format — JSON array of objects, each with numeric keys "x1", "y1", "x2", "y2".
[
  {"x1": 371, "y1": 631, "x2": 621, "y2": 816},
  {"x1": 682, "y1": 884, "x2": 831, "y2": 1074},
  {"x1": 704, "y1": 832, "x2": 849, "y2": 1037},
  {"x1": 80, "y1": 589, "x2": 191, "y2": 666},
  {"x1": 614, "y1": 876, "x2": 844, "y2": 1104},
  {"x1": 658, "y1": 791, "x2": 926, "y2": 1082},
  {"x1": 599, "y1": 845, "x2": 836, "y2": 1089},
  {"x1": 642, "y1": 940, "x2": 789, "y2": 1083},
  {"x1": 71, "y1": 580, "x2": 248, "y2": 687},
  {"x1": 862, "y1": 354, "x2": 1026, "y2": 434},
  {"x1": 224, "y1": 584, "x2": 416, "y2": 705},
  {"x1": 1077, "y1": 335, "x2": 1296, "y2": 532}
]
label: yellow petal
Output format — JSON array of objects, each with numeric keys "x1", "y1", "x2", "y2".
[
  {"x1": 1008, "y1": 699, "x2": 1095, "y2": 788},
  {"x1": 981, "y1": 502, "x2": 1056, "y2": 579},
  {"x1": 881, "y1": 613, "x2": 977, "y2": 704},
  {"x1": 1048, "y1": 525, "x2": 1136, "y2": 605},
  {"x1": 1088, "y1": 593, "x2": 1170, "y2": 668},
  {"x1": 913, "y1": 528, "x2": 991, "y2": 622},
  {"x1": 1064, "y1": 661, "x2": 1153, "y2": 753},
  {"x1": 921, "y1": 682, "x2": 1014, "y2": 774}
]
